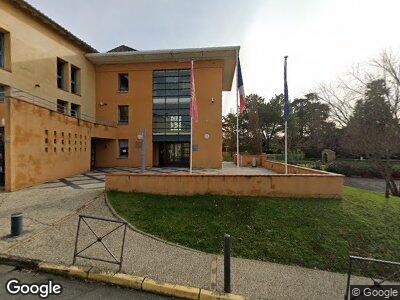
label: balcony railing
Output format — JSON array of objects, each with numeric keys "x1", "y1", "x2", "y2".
[{"x1": 9, "y1": 87, "x2": 116, "y2": 127}]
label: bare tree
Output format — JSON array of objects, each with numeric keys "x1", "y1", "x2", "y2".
[
  {"x1": 317, "y1": 50, "x2": 400, "y2": 127},
  {"x1": 342, "y1": 79, "x2": 400, "y2": 197},
  {"x1": 317, "y1": 81, "x2": 357, "y2": 127},
  {"x1": 371, "y1": 50, "x2": 400, "y2": 121}
]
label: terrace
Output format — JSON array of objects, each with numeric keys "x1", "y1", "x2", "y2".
[{"x1": 105, "y1": 155, "x2": 344, "y2": 198}]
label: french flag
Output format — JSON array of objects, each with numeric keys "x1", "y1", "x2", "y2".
[{"x1": 237, "y1": 58, "x2": 245, "y2": 113}]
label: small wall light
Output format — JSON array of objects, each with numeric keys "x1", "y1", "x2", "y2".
[
  {"x1": 211, "y1": 97, "x2": 215, "y2": 103},
  {"x1": 100, "y1": 101, "x2": 108, "y2": 106}
]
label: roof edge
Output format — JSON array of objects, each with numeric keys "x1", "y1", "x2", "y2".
[
  {"x1": 8, "y1": 0, "x2": 98, "y2": 53},
  {"x1": 87, "y1": 45, "x2": 240, "y2": 58}
]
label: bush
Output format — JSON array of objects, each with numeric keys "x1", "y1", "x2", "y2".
[
  {"x1": 288, "y1": 149, "x2": 305, "y2": 163},
  {"x1": 327, "y1": 160, "x2": 400, "y2": 178}
]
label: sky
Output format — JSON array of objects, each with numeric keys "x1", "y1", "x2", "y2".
[{"x1": 27, "y1": 0, "x2": 400, "y2": 115}]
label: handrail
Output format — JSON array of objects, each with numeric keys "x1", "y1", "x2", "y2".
[{"x1": 8, "y1": 87, "x2": 116, "y2": 127}]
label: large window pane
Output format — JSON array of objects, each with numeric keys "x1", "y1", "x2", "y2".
[
  {"x1": 166, "y1": 76, "x2": 179, "y2": 83},
  {"x1": 153, "y1": 70, "x2": 165, "y2": 77},
  {"x1": 153, "y1": 77, "x2": 166, "y2": 83},
  {"x1": 165, "y1": 70, "x2": 179, "y2": 76},
  {"x1": 152, "y1": 68, "x2": 191, "y2": 137}
]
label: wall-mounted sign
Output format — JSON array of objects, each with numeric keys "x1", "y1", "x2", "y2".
[{"x1": 192, "y1": 144, "x2": 199, "y2": 152}]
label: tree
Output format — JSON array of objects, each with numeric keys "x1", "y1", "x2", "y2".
[
  {"x1": 259, "y1": 94, "x2": 284, "y2": 153},
  {"x1": 341, "y1": 79, "x2": 400, "y2": 197},
  {"x1": 243, "y1": 94, "x2": 262, "y2": 154},
  {"x1": 223, "y1": 113, "x2": 238, "y2": 155},
  {"x1": 317, "y1": 50, "x2": 400, "y2": 127},
  {"x1": 288, "y1": 93, "x2": 339, "y2": 157}
]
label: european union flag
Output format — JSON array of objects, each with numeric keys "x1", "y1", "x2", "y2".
[{"x1": 283, "y1": 56, "x2": 290, "y2": 122}]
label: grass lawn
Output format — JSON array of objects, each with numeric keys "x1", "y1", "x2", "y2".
[{"x1": 108, "y1": 187, "x2": 400, "y2": 275}]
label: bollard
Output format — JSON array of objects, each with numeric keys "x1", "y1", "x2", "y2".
[
  {"x1": 224, "y1": 234, "x2": 231, "y2": 293},
  {"x1": 11, "y1": 212, "x2": 23, "y2": 236}
]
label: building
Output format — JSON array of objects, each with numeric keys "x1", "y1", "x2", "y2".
[{"x1": 0, "y1": 0, "x2": 238, "y2": 191}]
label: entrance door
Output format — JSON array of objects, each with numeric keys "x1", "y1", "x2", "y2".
[
  {"x1": 0, "y1": 127, "x2": 4, "y2": 186},
  {"x1": 159, "y1": 142, "x2": 190, "y2": 167}
]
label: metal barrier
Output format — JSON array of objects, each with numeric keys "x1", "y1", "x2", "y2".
[
  {"x1": 73, "y1": 214, "x2": 127, "y2": 271},
  {"x1": 344, "y1": 255, "x2": 400, "y2": 299}
]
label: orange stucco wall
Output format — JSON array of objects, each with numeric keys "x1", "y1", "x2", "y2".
[
  {"x1": 261, "y1": 159, "x2": 329, "y2": 175},
  {"x1": 105, "y1": 172, "x2": 344, "y2": 198},
  {"x1": 94, "y1": 60, "x2": 223, "y2": 169},
  {"x1": 4, "y1": 97, "x2": 116, "y2": 191},
  {"x1": 0, "y1": 0, "x2": 97, "y2": 118}
]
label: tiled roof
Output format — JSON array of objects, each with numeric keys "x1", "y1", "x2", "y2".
[{"x1": 108, "y1": 45, "x2": 137, "y2": 53}]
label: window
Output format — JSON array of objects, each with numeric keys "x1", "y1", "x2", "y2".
[
  {"x1": 57, "y1": 58, "x2": 67, "y2": 90},
  {"x1": 0, "y1": 32, "x2": 4, "y2": 69},
  {"x1": 118, "y1": 139, "x2": 128, "y2": 158},
  {"x1": 0, "y1": 85, "x2": 5, "y2": 101},
  {"x1": 152, "y1": 69, "x2": 191, "y2": 137},
  {"x1": 71, "y1": 65, "x2": 80, "y2": 94},
  {"x1": 118, "y1": 73, "x2": 129, "y2": 92},
  {"x1": 118, "y1": 105, "x2": 129, "y2": 124},
  {"x1": 71, "y1": 103, "x2": 81, "y2": 118},
  {"x1": 57, "y1": 99, "x2": 68, "y2": 114}
]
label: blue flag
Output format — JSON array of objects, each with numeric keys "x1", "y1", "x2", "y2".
[{"x1": 283, "y1": 56, "x2": 290, "y2": 121}]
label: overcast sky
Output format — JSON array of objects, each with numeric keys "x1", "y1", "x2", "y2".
[{"x1": 27, "y1": 0, "x2": 400, "y2": 115}]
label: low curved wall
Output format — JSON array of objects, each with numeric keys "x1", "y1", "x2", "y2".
[
  {"x1": 106, "y1": 172, "x2": 344, "y2": 198},
  {"x1": 261, "y1": 160, "x2": 327, "y2": 175}
]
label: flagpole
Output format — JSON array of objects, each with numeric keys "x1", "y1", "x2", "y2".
[
  {"x1": 283, "y1": 55, "x2": 289, "y2": 174},
  {"x1": 190, "y1": 116, "x2": 193, "y2": 173},
  {"x1": 285, "y1": 121, "x2": 288, "y2": 174},
  {"x1": 190, "y1": 60, "x2": 193, "y2": 174},
  {"x1": 236, "y1": 50, "x2": 240, "y2": 167}
]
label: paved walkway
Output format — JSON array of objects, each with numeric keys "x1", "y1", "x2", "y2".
[
  {"x1": 32, "y1": 163, "x2": 275, "y2": 190},
  {"x1": 0, "y1": 186, "x2": 103, "y2": 252},
  {"x1": 4, "y1": 193, "x2": 381, "y2": 300},
  {"x1": 344, "y1": 177, "x2": 390, "y2": 192}
]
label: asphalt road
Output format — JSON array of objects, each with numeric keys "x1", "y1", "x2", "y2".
[{"x1": 0, "y1": 264, "x2": 170, "y2": 299}]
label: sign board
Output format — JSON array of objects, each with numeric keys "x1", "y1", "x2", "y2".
[{"x1": 192, "y1": 144, "x2": 199, "y2": 152}]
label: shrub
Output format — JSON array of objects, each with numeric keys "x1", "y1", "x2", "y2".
[{"x1": 327, "y1": 160, "x2": 400, "y2": 178}]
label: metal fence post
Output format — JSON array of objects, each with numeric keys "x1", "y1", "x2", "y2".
[
  {"x1": 224, "y1": 234, "x2": 231, "y2": 293},
  {"x1": 345, "y1": 256, "x2": 352, "y2": 300}
]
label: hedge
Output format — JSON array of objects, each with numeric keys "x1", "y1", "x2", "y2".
[{"x1": 326, "y1": 160, "x2": 400, "y2": 178}]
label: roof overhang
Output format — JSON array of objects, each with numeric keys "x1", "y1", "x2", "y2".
[{"x1": 86, "y1": 46, "x2": 239, "y2": 91}]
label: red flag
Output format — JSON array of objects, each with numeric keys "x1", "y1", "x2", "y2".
[{"x1": 190, "y1": 60, "x2": 199, "y2": 123}]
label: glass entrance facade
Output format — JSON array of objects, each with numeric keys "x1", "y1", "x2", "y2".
[
  {"x1": 158, "y1": 142, "x2": 190, "y2": 167},
  {"x1": 152, "y1": 69, "x2": 191, "y2": 141},
  {"x1": 152, "y1": 69, "x2": 191, "y2": 167}
]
